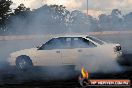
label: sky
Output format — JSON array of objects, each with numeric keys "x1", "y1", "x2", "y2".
[{"x1": 11, "y1": 0, "x2": 132, "y2": 17}]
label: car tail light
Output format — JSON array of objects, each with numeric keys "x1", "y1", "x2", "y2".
[{"x1": 114, "y1": 45, "x2": 121, "y2": 52}]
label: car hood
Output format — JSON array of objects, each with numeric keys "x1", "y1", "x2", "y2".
[
  {"x1": 102, "y1": 42, "x2": 120, "y2": 47},
  {"x1": 10, "y1": 48, "x2": 38, "y2": 58}
]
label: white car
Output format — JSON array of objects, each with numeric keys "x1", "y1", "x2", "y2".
[{"x1": 8, "y1": 35, "x2": 122, "y2": 71}]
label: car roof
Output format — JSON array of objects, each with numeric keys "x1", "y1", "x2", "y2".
[
  {"x1": 53, "y1": 35, "x2": 106, "y2": 45},
  {"x1": 54, "y1": 35, "x2": 88, "y2": 38}
]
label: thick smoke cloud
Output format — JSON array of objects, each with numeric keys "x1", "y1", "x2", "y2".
[
  {"x1": 2, "y1": 5, "x2": 131, "y2": 68},
  {"x1": 7, "y1": 4, "x2": 70, "y2": 35},
  {"x1": 5, "y1": 5, "x2": 132, "y2": 35},
  {"x1": 7, "y1": 4, "x2": 99, "y2": 35},
  {"x1": 0, "y1": 2, "x2": 132, "y2": 81}
]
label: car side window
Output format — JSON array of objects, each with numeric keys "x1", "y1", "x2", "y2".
[
  {"x1": 65, "y1": 38, "x2": 71, "y2": 49},
  {"x1": 38, "y1": 38, "x2": 71, "y2": 50},
  {"x1": 38, "y1": 38, "x2": 61, "y2": 50},
  {"x1": 72, "y1": 37, "x2": 96, "y2": 48}
]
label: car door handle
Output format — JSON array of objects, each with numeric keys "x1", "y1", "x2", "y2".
[
  {"x1": 78, "y1": 49, "x2": 82, "y2": 52},
  {"x1": 56, "y1": 51, "x2": 60, "y2": 53}
]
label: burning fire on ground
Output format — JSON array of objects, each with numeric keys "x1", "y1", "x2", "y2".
[
  {"x1": 78, "y1": 67, "x2": 130, "y2": 87},
  {"x1": 78, "y1": 67, "x2": 90, "y2": 87}
]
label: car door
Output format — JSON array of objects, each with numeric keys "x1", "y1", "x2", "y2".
[
  {"x1": 61, "y1": 37, "x2": 79, "y2": 65},
  {"x1": 34, "y1": 38, "x2": 62, "y2": 66},
  {"x1": 73, "y1": 37, "x2": 97, "y2": 58},
  {"x1": 70, "y1": 37, "x2": 97, "y2": 70}
]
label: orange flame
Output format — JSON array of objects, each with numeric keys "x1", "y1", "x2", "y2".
[{"x1": 81, "y1": 67, "x2": 89, "y2": 78}]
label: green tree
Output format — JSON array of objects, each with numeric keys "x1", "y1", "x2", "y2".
[
  {"x1": 31, "y1": 5, "x2": 70, "y2": 34},
  {"x1": 7, "y1": 3, "x2": 31, "y2": 34},
  {"x1": 14, "y1": 3, "x2": 30, "y2": 17},
  {"x1": 0, "y1": 0, "x2": 12, "y2": 31}
]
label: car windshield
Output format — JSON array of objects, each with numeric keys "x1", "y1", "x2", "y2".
[
  {"x1": 71, "y1": 37, "x2": 97, "y2": 48},
  {"x1": 86, "y1": 36, "x2": 105, "y2": 45}
]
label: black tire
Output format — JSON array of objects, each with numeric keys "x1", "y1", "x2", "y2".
[{"x1": 16, "y1": 55, "x2": 33, "y2": 71}]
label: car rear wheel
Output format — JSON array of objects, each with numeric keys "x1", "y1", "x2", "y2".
[{"x1": 16, "y1": 55, "x2": 33, "y2": 71}]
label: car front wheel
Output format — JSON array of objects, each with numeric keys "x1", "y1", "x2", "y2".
[{"x1": 16, "y1": 55, "x2": 33, "y2": 71}]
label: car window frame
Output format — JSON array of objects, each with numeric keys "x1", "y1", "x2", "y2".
[
  {"x1": 71, "y1": 37, "x2": 97, "y2": 49},
  {"x1": 86, "y1": 36, "x2": 106, "y2": 45},
  {"x1": 38, "y1": 38, "x2": 57, "y2": 50},
  {"x1": 38, "y1": 37, "x2": 97, "y2": 50},
  {"x1": 38, "y1": 37, "x2": 72, "y2": 50}
]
